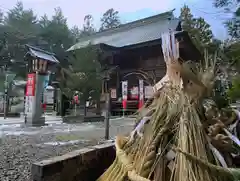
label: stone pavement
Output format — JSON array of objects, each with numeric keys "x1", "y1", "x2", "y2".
[
  {"x1": 0, "y1": 116, "x2": 135, "y2": 140},
  {"x1": 0, "y1": 115, "x2": 132, "y2": 125},
  {"x1": 0, "y1": 114, "x2": 63, "y2": 125},
  {"x1": 0, "y1": 116, "x2": 135, "y2": 181}
]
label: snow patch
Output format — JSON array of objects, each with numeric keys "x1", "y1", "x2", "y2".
[{"x1": 39, "y1": 139, "x2": 90, "y2": 146}]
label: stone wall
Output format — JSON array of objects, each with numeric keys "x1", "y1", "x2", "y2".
[{"x1": 32, "y1": 142, "x2": 115, "y2": 181}]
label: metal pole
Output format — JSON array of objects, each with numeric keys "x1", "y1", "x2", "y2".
[
  {"x1": 24, "y1": 63, "x2": 28, "y2": 124},
  {"x1": 3, "y1": 88, "x2": 7, "y2": 119},
  {"x1": 59, "y1": 89, "x2": 62, "y2": 116},
  {"x1": 3, "y1": 72, "x2": 8, "y2": 119},
  {"x1": 74, "y1": 103, "x2": 77, "y2": 116},
  {"x1": 105, "y1": 93, "x2": 110, "y2": 140},
  {"x1": 24, "y1": 89, "x2": 27, "y2": 124}
]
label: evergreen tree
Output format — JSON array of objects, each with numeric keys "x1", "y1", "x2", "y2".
[
  {"x1": 39, "y1": 7, "x2": 73, "y2": 50},
  {"x1": 0, "y1": 9, "x2": 3, "y2": 24},
  {"x1": 39, "y1": 7, "x2": 73, "y2": 67},
  {"x1": 59, "y1": 45, "x2": 101, "y2": 115},
  {"x1": 213, "y1": 0, "x2": 240, "y2": 76},
  {"x1": 4, "y1": 1, "x2": 39, "y2": 37},
  {"x1": 194, "y1": 18, "x2": 213, "y2": 45},
  {"x1": 0, "y1": 9, "x2": 6, "y2": 56},
  {"x1": 99, "y1": 8, "x2": 121, "y2": 31},
  {"x1": 81, "y1": 14, "x2": 95, "y2": 37},
  {"x1": 180, "y1": 5, "x2": 213, "y2": 52},
  {"x1": 211, "y1": 0, "x2": 240, "y2": 102},
  {"x1": 213, "y1": 0, "x2": 240, "y2": 39},
  {"x1": 39, "y1": 14, "x2": 49, "y2": 28},
  {"x1": 1, "y1": 2, "x2": 40, "y2": 77},
  {"x1": 227, "y1": 75, "x2": 240, "y2": 102},
  {"x1": 225, "y1": 12, "x2": 240, "y2": 39},
  {"x1": 70, "y1": 25, "x2": 82, "y2": 43}
]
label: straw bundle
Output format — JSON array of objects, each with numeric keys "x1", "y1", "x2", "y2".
[{"x1": 97, "y1": 31, "x2": 240, "y2": 181}]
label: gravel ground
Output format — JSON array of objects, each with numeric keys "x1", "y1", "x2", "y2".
[{"x1": 0, "y1": 118, "x2": 134, "y2": 181}]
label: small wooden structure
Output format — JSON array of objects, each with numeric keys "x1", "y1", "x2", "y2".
[{"x1": 68, "y1": 10, "x2": 201, "y2": 115}]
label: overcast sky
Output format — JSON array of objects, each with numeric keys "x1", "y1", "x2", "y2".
[{"x1": 0, "y1": 0, "x2": 231, "y2": 40}]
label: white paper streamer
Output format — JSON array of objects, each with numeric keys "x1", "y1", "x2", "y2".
[
  {"x1": 154, "y1": 31, "x2": 180, "y2": 92},
  {"x1": 209, "y1": 143, "x2": 228, "y2": 168},
  {"x1": 224, "y1": 128, "x2": 240, "y2": 147},
  {"x1": 130, "y1": 116, "x2": 151, "y2": 140},
  {"x1": 224, "y1": 109, "x2": 240, "y2": 147},
  {"x1": 234, "y1": 109, "x2": 240, "y2": 120}
]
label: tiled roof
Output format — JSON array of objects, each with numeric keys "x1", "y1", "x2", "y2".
[
  {"x1": 67, "y1": 10, "x2": 181, "y2": 51},
  {"x1": 26, "y1": 45, "x2": 59, "y2": 64}
]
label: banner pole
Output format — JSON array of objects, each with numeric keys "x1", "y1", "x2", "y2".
[{"x1": 122, "y1": 81, "x2": 128, "y2": 118}]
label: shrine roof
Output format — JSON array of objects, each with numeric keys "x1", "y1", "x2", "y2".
[
  {"x1": 67, "y1": 10, "x2": 181, "y2": 51},
  {"x1": 26, "y1": 45, "x2": 59, "y2": 64}
]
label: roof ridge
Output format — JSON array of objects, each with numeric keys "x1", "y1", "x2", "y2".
[
  {"x1": 26, "y1": 44, "x2": 55, "y2": 56},
  {"x1": 77, "y1": 9, "x2": 175, "y2": 42}
]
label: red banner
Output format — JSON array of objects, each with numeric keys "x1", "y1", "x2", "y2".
[
  {"x1": 74, "y1": 95, "x2": 79, "y2": 104},
  {"x1": 26, "y1": 73, "x2": 36, "y2": 96},
  {"x1": 138, "y1": 80, "x2": 144, "y2": 109},
  {"x1": 122, "y1": 99, "x2": 127, "y2": 110}
]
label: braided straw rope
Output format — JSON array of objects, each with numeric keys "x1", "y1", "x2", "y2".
[
  {"x1": 174, "y1": 148, "x2": 235, "y2": 179},
  {"x1": 97, "y1": 134, "x2": 153, "y2": 181},
  {"x1": 115, "y1": 136, "x2": 152, "y2": 181}
]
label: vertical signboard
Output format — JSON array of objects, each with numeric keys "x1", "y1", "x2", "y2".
[
  {"x1": 122, "y1": 81, "x2": 128, "y2": 114},
  {"x1": 26, "y1": 73, "x2": 36, "y2": 96},
  {"x1": 43, "y1": 89, "x2": 54, "y2": 104},
  {"x1": 122, "y1": 81, "x2": 128, "y2": 100},
  {"x1": 25, "y1": 96, "x2": 34, "y2": 113},
  {"x1": 25, "y1": 73, "x2": 36, "y2": 116},
  {"x1": 139, "y1": 79, "x2": 144, "y2": 109},
  {"x1": 110, "y1": 88, "x2": 117, "y2": 99}
]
